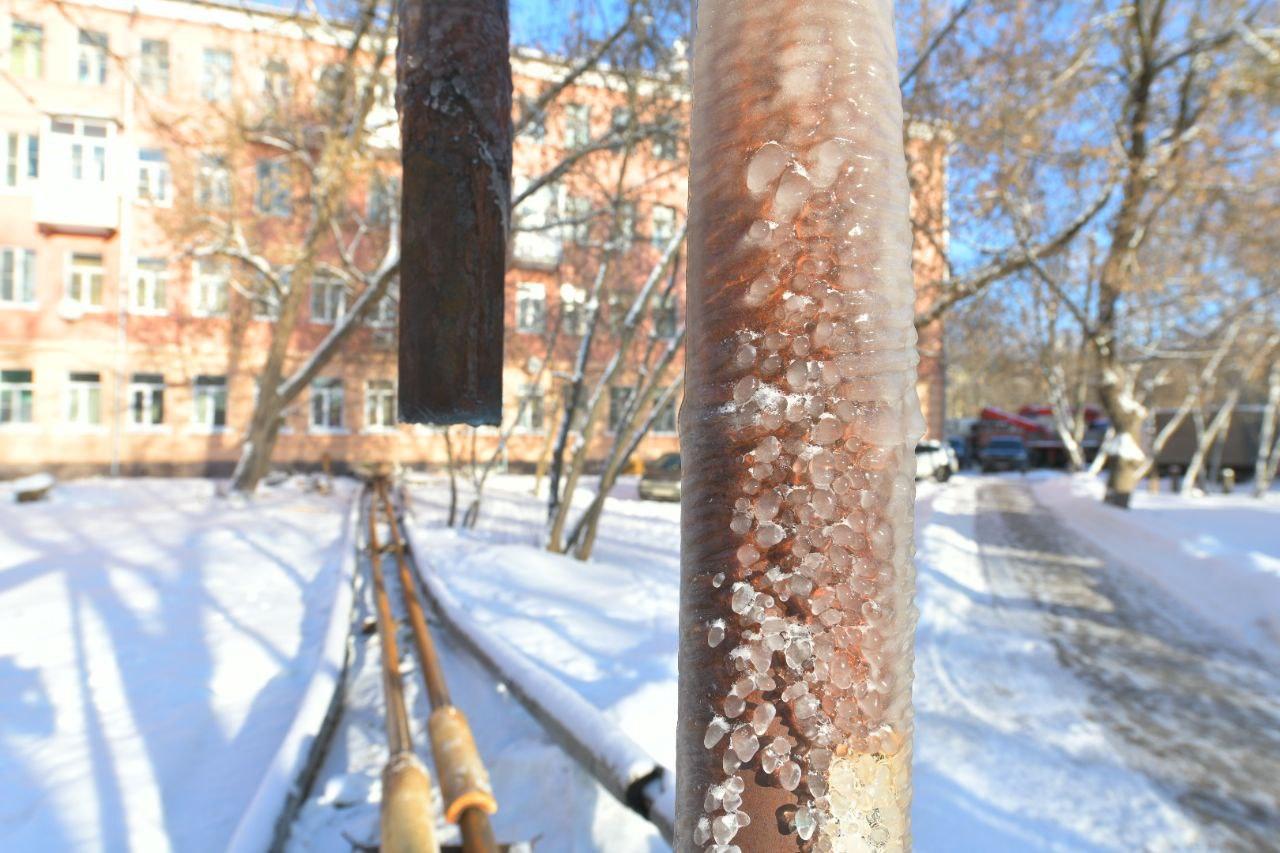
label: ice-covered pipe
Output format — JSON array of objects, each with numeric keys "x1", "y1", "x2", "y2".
[{"x1": 678, "y1": 1, "x2": 922, "y2": 850}]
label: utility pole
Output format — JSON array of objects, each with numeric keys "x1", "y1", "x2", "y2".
[
  {"x1": 678, "y1": 1, "x2": 922, "y2": 849},
  {"x1": 397, "y1": 0, "x2": 512, "y2": 425}
]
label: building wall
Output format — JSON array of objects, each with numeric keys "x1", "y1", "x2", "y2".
[{"x1": 0, "y1": 0, "x2": 946, "y2": 478}]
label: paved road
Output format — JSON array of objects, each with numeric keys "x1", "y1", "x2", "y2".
[{"x1": 974, "y1": 477, "x2": 1280, "y2": 852}]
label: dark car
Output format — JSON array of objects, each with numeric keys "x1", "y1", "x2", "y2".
[
  {"x1": 638, "y1": 452, "x2": 681, "y2": 501},
  {"x1": 980, "y1": 435, "x2": 1030, "y2": 473}
]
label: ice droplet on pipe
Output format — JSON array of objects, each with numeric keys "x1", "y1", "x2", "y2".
[{"x1": 678, "y1": 0, "x2": 920, "y2": 849}]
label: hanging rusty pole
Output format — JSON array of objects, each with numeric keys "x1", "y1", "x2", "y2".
[
  {"x1": 366, "y1": 495, "x2": 439, "y2": 853},
  {"x1": 678, "y1": 1, "x2": 923, "y2": 849},
  {"x1": 375, "y1": 480, "x2": 499, "y2": 853},
  {"x1": 396, "y1": 0, "x2": 512, "y2": 425}
]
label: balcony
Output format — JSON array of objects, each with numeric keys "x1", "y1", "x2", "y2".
[
  {"x1": 35, "y1": 182, "x2": 120, "y2": 236},
  {"x1": 511, "y1": 230, "x2": 563, "y2": 270}
]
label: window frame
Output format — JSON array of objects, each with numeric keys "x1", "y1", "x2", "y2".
[
  {"x1": 364, "y1": 379, "x2": 396, "y2": 432},
  {"x1": 255, "y1": 158, "x2": 291, "y2": 217},
  {"x1": 201, "y1": 48, "x2": 233, "y2": 103},
  {"x1": 608, "y1": 385, "x2": 635, "y2": 434},
  {"x1": 0, "y1": 369, "x2": 34, "y2": 426},
  {"x1": 515, "y1": 282, "x2": 547, "y2": 334},
  {"x1": 514, "y1": 383, "x2": 545, "y2": 433},
  {"x1": 2, "y1": 130, "x2": 39, "y2": 189},
  {"x1": 136, "y1": 148, "x2": 172, "y2": 205},
  {"x1": 139, "y1": 38, "x2": 170, "y2": 94},
  {"x1": 9, "y1": 21, "x2": 43, "y2": 78},
  {"x1": 0, "y1": 247, "x2": 37, "y2": 307},
  {"x1": 65, "y1": 371, "x2": 103, "y2": 428},
  {"x1": 309, "y1": 377, "x2": 345, "y2": 433},
  {"x1": 559, "y1": 283, "x2": 589, "y2": 336},
  {"x1": 191, "y1": 258, "x2": 230, "y2": 317},
  {"x1": 563, "y1": 103, "x2": 591, "y2": 149},
  {"x1": 65, "y1": 252, "x2": 105, "y2": 311},
  {"x1": 130, "y1": 258, "x2": 168, "y2": 315},
  {"x1": 310, "y1": 272, "x2": 346, "y2": 324},
  {"x1": 191, "y1": 375, "x2": 228, "y2": 432},
  {"x1": 75, "y1": 29, "x2": 108, "y2": 86},
  {"x1": 127, "y1": 373, "x2": 165, "y2": 429}
]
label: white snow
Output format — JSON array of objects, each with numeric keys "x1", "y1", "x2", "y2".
[
  {"x1": 1034, "y1": 473, "x2": 1280, "y2": 659},
  {"x1": 0, "y1": 477, "x2": 357, "y2": 852}
]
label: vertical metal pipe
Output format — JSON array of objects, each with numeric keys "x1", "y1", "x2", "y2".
[
  {"x1": 679, "y1": 1, "x2": 922, "y2": 850},
  {"x1": 396, "y1": 0, "x2": 512, "y2": 425}
]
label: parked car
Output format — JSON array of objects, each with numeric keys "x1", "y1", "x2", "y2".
[
  {"x1": 915, "y1": 441, "x2": 956, "y2": 482},
  {"x1": 638, "y1": 452, "x2": 681, "y2": 501},
  {"x1": 979, "y1": 435, "x2": 1030, "y2": 473}
]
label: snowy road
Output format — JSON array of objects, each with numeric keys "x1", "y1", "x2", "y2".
[{"x1": 975, "y1": 477, "x2": 1280, "y2": 851}]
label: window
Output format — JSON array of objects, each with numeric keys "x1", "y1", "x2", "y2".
[
  {"x1": 560, "y1": 283, "x2": 588, "y2": 336},
  {"x1": 66, "y1": 371, "x2": 102, "y2": 426},
  {"x1": 0, "y1": 370, "x2": 33, "y2": 425},
  {"x1": 136, "y1": 148, "x2": 171, "y2": 204},
  {"x1": 652, "y1": 204, "x2": 677, "y2": 248},
  {"x1": 368, "y1": 172, "x2": 399, "y2": 225},
  {"x1": 609, "y1": 386, "x2": 634, "y2": 433},
  {"x1": 0, "y1": 248, "x2": 36, "y2": 306},
  {"x1": 263, "y1": 58, "x2": 290, "y2": 102},
  {"x1": 564, "y1": 103, "x2": 590, "y2": 148},
  {"x1": 128, "y1": 373, "x2": 164, "y2": 427},
  {"x1": 139, "y1": 39, "x2": 169, "y2": 93},
  {"x1": 131, "y1": 258, "x2": 167, "y2": 314},
  {"x1": 10, "y1": 21, "x2": 42, "y2": 77},
  {"x1": 310, "y1": 377, "x2": 344, "y2": 432},
  {"x1": 515, "y1": 383, "x2": 544, "y2": 432},
  {"x1": 316, "y1": 64, "x2": 345, "y2": 114},
  {"x1": 653, "y1": 133, "x2": 679, "y2": 161},
  {"x1": 652, "y1": 396, "x2": 677, "y2": 434},
  {"x1": 611, "y1": 106, "x2": 632, "y2": 133},
  {"x1": 201, "y1": 49, "x2": 232, "y2": 102},
  {"x1": 2, "y1": 131, "x2": 39, "y2": 187},
  {"x1": 255, "y1": 159, "x2": 290, "y2": 216},
  {"x1": 365, "y1": 379, "x2": 395, "y2": 431},
  {"x1": 193, "y1": 375, "x2": 227, "y2": 430},
  {"x1": 515, "y1": 282, "x2": 546, "y2": 333},
  {"x1": 66, "y1": 253, "x2": 104, "y2": 308},
  {"x1": 511, "y1": 179, "x2": 563, "y2": 266},
  {"x1": 50, "y1": 118, "x2": 109, "y2": 185},
  {"x1": 652, "y1": 292, "x2": 678, "y2": 339},
  {"x1": 196, "y1": 154, "x2": 231, "y2": 208},
  {"x1": 366, "y1": 280, "x2": 397, "y2": 328},
  {"x1": 192, "y1": 259, "x2": 229, "y2": 316},
  {"x1": 563, "y1": 195, "x2": 591, "y2": 245},
  {"x1": 76, "y1": 30, "x2": 108, "y2": 85},
  {"x1": 310, "y1": 272, "x2": 345, "y2": 324},
  {"x1": 519, "y1": 97, "x2": 546, "y2": 142}
]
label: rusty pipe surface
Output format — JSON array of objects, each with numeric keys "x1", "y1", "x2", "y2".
[
  {"x1": 366, "y1": 492, "x2": 439, "y2": 852},
  {"x1": 376, "y1": 481, "x2": 499, "y2": 853},
  {"x1": 679, "y1": 1, "x2": 922, "y2": 850},
  {"x1": 396, "y1": 0, "x2": 511, "y2": 425}
]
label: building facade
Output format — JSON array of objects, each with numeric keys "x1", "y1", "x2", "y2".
[{"x1": 0, "y1": 0, "x2": 947, "y2": 478}]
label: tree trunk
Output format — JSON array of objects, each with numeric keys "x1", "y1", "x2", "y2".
[
  {"x1": 678, "y1": 2, "x2": 920, "y2": 846},
  {"x1": 1256, "y1": 362, "x2": 1280, "y2": 497},
  {"x1": 1182, "y1": 390, "x2": 1240, "y2": 496}
]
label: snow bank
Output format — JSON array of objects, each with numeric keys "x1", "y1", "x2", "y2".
[
  {"x1": 1034, "y1": 474, "x2": 1280, "y2": 657},
  {"x1": 397, "y1": 513, "x2": 675, "y2": 842},
  {"x1": 226, "y1": 493, "x2": 361, "y2": 853},
  {"x1": 0, "y1": 477, "x2": 357, "y2": 852}
]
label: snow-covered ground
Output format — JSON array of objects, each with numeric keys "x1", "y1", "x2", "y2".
[
  {"x1": 400, "y1": 473, "x2": 1231, "y2": 850},
  {"x1": 0, "y1": 477, "x2": 356, "y2": 852},
  {"x1": 1034, "y1": 473, "x2": 1280, "y2": 657}
]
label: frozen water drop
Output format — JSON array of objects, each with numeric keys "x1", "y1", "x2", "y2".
[
  {"x1": 746, "y1": 142, "x2": 788, "y2": 194},
  {"x1": 725, "y1": 694, "x2": 746, "y2": 718},
  {"x1": 730, "y1": 725, "x2": 760, "y2": 762},
  {"x1": 795, "y1": 805, "x2": 817, "y2": 840},
  {"x1": 751, "y1": 702, "x2": 776, "y2": 735},
  {"x1": 712, "y1": 813, "x2": 739, "y2": 845},
  {"x1": 704, "y1": 716, "x2": 731, "y2": 748},
  {"x1": 756, "y1": 522, "x2": 785, "y2": 548},
  {"x1": 779, "y1": 760, "x2": 802, "y2": 791},
  {"x1": 708, "y1": 620, "x2": 726, "y2": 648}
]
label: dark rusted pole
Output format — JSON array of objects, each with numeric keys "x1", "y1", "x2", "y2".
[
  {"x1": 678, "y1": 1, "x2": 921, "y2": 849},
  {"x1": 397, "y1": 0, "x2": 512, "y2": 425},
  {"x1": 376, "y1": 481, "x2": 499, "y2": 853}
]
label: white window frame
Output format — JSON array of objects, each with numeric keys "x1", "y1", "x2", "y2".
[
  {"x1": 65, "y1": 371, "x2": 102, "y2": 428},
  {"x1": 136, "y1": 148, "x2": 171, "y2": 205},
  {"x1": 560, "y1": 283, "x2": 588, "y2": 336},
  {"x1": 0, "y1": 247, "x2": 36, "y2": 307},
  {"x1": 608, "y1": 385, "x2": 634, "y2": 434},
  {"x1": 263, "y1": 58, "x2": 290, "y2": 103},
  {"x1": 192, "y1": 376, "x2": 227, "y2": 432},
  {"x1": 365, "y1": 280, "x2": 397, "y2": 328},
  {"x1": 192, "y1": 258, "x2": 229, "y2": 317},
  {"x1": 131, "y1": 258, "x2": 167, "y2": 315},
  {"x1": 49, "y1": 117, "x2": 110, "y2": 186},
  {"x1": 2, "y1": 131, "x2": 39, "y2": 190},
  {"x1": 515, "y1": 282, "x2": 546, "y2": 334},
  {"x1": 564, "y1": 103, "x2": 590, "y2": 148},
  {"x1": 201, "y1": 48, "x2": 233, "y2": 103},
  {"x1": 139, "y1": 38, "x2": 170, "y2": 94},
  {"x1": 255, "y1": 159, "x2": 290, "y2": 217},
  {"x1": 9, "y1": 20, "x2": 43, "y2": 78},
  {"x1": 196, "y1": 153, "x2": 231, "y2": 208},
  {"x1": 562, "y1": 195, "x2": 592, "y2": 245},
  {"x1": 65, "y1": 252, "x2": 105, "y2": 311},
  {"x1": 651, "y1": 292, "x2": 678, "y2": 339},
  {"x1": 514, "y1": 383, "x2": 545, "y2": 433},
  {"x1": 364, "y1": 379, "x2": 396, "y2": 432},
  {"x1": 310, "y1": 272, "x2": 346, "y2": 324},
  {"x1": 309, "y1": 377, "x2": 345, "y2": 433},
  {"x1": 652, "y1": 204, "x2": 677, "y2": 248},
  {"x1": 127, "y1": 373, "x2": 165, "y2": 430},
  {"x1": 652, "y1": 396, "x2": 678, "y2": 435},
  {"x1": 0, "y1": 369, "x2": 34, "y2": 426},
  {"x1": 75, "y1": 29, "x2": 108, "y2": 86}
]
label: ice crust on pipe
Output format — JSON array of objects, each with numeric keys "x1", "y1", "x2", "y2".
[{"x1": 680, "y1": 0, "x2": 921, "y2": 849}]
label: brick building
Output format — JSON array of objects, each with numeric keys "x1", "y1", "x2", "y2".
[{"x1": 0, "y1": 0, "x2": 947, "y2": 478}]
